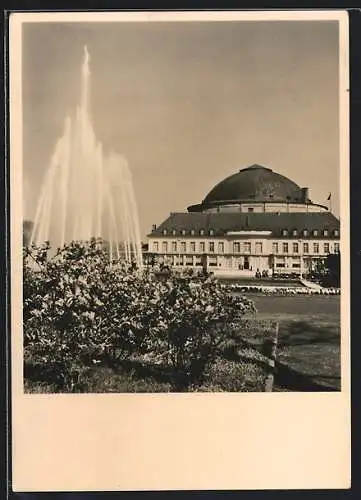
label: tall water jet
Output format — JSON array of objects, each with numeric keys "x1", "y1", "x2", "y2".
[{"x1": 30, "y1": 46, "x2": 143, "y2": 267}]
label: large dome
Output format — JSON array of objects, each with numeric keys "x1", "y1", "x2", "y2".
[{"x1": 203, "y1": 164, "x2": 305, "y2": 205}]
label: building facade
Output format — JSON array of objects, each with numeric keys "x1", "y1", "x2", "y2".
[{"x1": 147, "y1": 165, "x2": 340, "y2": 277}]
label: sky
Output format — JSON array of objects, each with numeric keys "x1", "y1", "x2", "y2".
[{"x1": 22, "y1": 20, "x2": 340, "y2": 239}]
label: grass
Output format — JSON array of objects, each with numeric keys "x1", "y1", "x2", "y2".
[
  {"x1": 24, "y1": 358, "x2": 267, "y2": 394},
  {"x1": 196, "y1": 353, "x2": 266, "y2": 392},
  {"x1": 248, "y1": 294, "x2": 341, "y2": 391}
]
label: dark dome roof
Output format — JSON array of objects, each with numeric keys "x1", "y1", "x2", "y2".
[{"x1": 203, "y1": 164, "x2": 305, "y2": 205}]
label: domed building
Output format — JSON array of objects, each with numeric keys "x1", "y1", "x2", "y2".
[
  {"x1": 187, "y1": 164, "x2": 327, "y2": 214},
  {"x1": 147, "y1": 165, "x2": 340, "y2": 276}
]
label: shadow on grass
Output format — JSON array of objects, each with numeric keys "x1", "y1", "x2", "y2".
[
  {"x1": 278, "y1": 320, "x2": 340, "y2": 348},
  {"x1": 274, "y1": 361, "x2": 339, "y2": 392},
  {"x1": 221, "y1": 331, "x2": 340, "y2": 392}
]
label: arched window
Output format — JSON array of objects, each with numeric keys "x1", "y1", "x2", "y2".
[
  {"x1": 313, "y1": 229, "x2": 318, "y2": 237},
  {"x1": 303, "y1": 229, "x2": 308, "y2": 237},
  {"x1": 282, "y1": 229, "x2": 288, "y2": 236},
  {"x1": 162, "y1": 229, "x2": 167, "y2": 236},
  {"x1": 200, "y1": 229, "x2": 205, "y2": 236},
  {"x1": 190, "y1": 229, "x2": 195, "y2": 236},
  {"x1": 181, "y1": 229, "x2": 186, "y2": 236},
  {"x1": 172, "y1": 229, "x2": 177, "y2": 236},
  {"x1": 209, "y1": 229, "x2": 214, "y2": 236},
  {"x1": 292, "y1": 229, "x2": 298, "y2": 236}
]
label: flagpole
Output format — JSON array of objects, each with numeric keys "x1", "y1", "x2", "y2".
[{"x1": 327, "y1": 193, "x2": 332, "y2": 213}]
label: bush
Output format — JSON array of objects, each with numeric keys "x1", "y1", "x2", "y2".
[
  {"x1": 24, "y1": 239, "x2": 150, "y2": 390},
  {"x1": 23, "y1": 239, "x2": 256, "y2": 392},
  {"x1": 144, "y1": 272, "x2": 256, "y2": 390}
]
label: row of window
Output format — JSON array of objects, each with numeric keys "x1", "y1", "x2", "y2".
[
  {"x1": 153, "y1": 241, "x2": 221, "y2": 253},
  {"x1": 154, "y1": 255, "x2": 328, "y2": 269},
  {"x1": 273, "y1": 242, "x2": 340, "y2": 254},
  {"x1": 161, "y1": 229, "x2": 216, "y2": 236},
  {"x1": 152, "y1": 241, "x2": 340, "y2": 255},
  {"x1": 159, "y1": 228, "x2": 339, "y2": 237},
  {"x1": 281, "y1": 229, "x2": 339, "y2": 237}
]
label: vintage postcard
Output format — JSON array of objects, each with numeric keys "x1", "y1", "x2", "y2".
[{"x1": 10, "y1": 10, "x2": 350, "y2": 491}]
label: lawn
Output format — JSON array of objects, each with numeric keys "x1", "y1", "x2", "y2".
[{"x1": 247, "y1": 294, "x2": 341, "y2": 391}]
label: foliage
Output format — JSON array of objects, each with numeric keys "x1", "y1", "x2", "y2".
[
  {"x1": 23, "y1": 239, "x2": 256, "y2": 392},
  {"x1": 307, "y1": 253, "x2": 340, "y2": 288}
]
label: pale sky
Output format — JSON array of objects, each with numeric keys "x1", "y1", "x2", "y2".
[{"x1": 23, "y1": 20, "x2": 340, "y2": 239}]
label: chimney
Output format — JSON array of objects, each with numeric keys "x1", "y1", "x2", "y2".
[
  {"x1": 301, "y1": 187, "x2": 309, "y2": 203},
  {"x1": 151, "y1": 224, "x2": 157, "y2": 232}
]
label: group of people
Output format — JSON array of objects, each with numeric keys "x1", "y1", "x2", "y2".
[{"x1": 255, "y1": 269, "x2": 269, "y2": 279}]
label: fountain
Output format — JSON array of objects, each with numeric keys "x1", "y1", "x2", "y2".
[{"x1": 29, "y1": 46, "x2": 143, "y2": 267}]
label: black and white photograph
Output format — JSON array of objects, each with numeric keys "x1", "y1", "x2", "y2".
[
  {"x1": 20, "y1": 14, "x2": 345, "y2": 395},
  {"x1": 10, "y1": 10, "x2": 350, "y2": 492}
]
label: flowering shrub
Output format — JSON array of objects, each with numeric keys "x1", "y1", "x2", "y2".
[
  {"x1": 23, "y1": 240, "x2": 256, "y2": 391},
  {"x1": 140, "y1": 271, "x2": 256, "y2": 390}
]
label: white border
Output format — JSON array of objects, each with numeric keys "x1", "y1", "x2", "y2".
[{"x1": 10, "y1": 11, "x2": 351, "y2": 491}]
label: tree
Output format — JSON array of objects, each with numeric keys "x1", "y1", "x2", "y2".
[
  {"x1": 308, "y1": 253, "x2": 340, "y2": 287},
  {"x1": 325, "y1": 252, "x2": 340, "y2": 287}
]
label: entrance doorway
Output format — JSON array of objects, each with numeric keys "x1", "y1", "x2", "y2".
[{"x1": 244, "y1": 256, "x2": 250, "y2": 270}]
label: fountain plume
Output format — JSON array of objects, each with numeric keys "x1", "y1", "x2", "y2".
[{"x1": 29, "y1": 46, "x2": 143, "y2": 267}]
